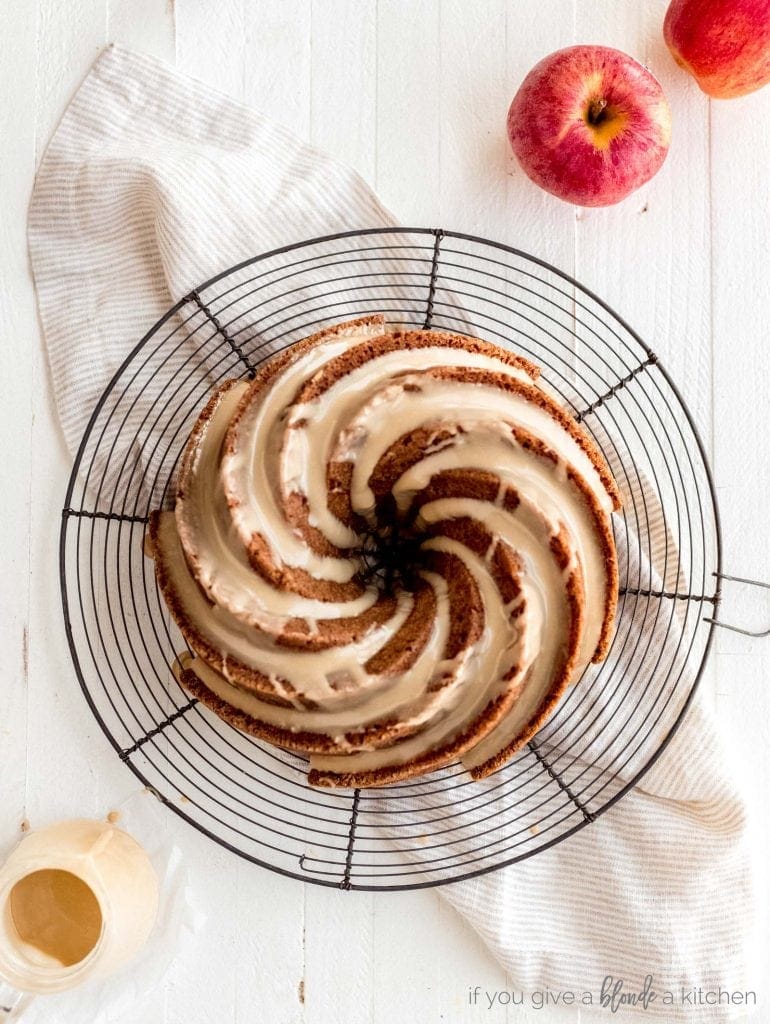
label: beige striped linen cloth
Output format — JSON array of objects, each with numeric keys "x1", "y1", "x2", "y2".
[{"x1": 28, "y1": 46, "x2": 757, "y2": 1021}]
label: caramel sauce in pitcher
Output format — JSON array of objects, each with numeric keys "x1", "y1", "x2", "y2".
[{"x1": 9, "y1": 869, "x2": 102, "y2": 967}]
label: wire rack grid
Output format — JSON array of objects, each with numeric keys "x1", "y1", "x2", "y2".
[{"x1": 60, "y1": 227, "x2": 721, "y2": 892}]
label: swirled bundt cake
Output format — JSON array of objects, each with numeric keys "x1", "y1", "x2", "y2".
[{"x1": 148, "y1": 315, "x2": 620, "y2": 787}]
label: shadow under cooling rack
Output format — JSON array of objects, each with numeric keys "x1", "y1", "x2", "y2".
[{"x1": 60, "y1": 227, "x2": 721, "y2": 891}]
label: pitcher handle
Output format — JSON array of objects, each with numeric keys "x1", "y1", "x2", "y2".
[{"x1": 0, "y1": 979, "x2": 33, "y2": 1021}]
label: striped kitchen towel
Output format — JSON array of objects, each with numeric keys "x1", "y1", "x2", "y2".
[{"x1": 28, "y1": 45, "x2": 756, "y2": 1020}]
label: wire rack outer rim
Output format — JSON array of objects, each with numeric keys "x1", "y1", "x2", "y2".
[{"x1": 58, "y1": 225, "x2": 723, "y2": 893}]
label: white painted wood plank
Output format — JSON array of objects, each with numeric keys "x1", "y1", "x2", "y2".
[
  {"x1": 231, "y1": 862, "x2": 307, "y2": 1024},
  {"x1": 108, "y1": 0, "x2": 175, "y2": 61},
  {"x1": 368, "y1": 4, "x2": 574, "y2": 1020},
  {"x1": 371, "y1": 892, "x2": 442, "y2": 1024},
  {"x1": 432, "y1": 894, "x2": 513, "y2": 1024},
  {"x1": 309, "y1": 0, "x2": 377, "y2": 183},
  {"x1": 710, "y1": 86, "x2": 770, "y2": 643},
  {"x1": 375, "y1": 0, "x2": 441, "y2": 223},
  {"x1": 0, "y1": 0, "x2": 37, "y2": 851},
  {"x1": 437, "y1": 0, "x2": 509, "y2": 237},
  {"x1": 710, "y1": 81, "x2": 770, "y2": 1007},
  {"x1": 303, "y1": 885, "x2": 373, "y2": 1024},
  {"x1": 241, "y1": 1, "x2": 312, "y2": 138},
  {"x1": 35, "y1": 0, "x2": 106, "y2": 165},
  {"x1": 174, "y1": 0, "x2": 244, "y2": 97},
  {"x1": 163, "y1": 823, "x2": 239, "y2": 1024}
]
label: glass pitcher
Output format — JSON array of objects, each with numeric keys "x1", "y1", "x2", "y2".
[{"x1": 0, "y1": 819, "x2": 158, "y2": 1019}]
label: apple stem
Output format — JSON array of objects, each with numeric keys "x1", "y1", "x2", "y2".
[{"x1": 587, "y1": 97, "x2": 608, "y2": 125}]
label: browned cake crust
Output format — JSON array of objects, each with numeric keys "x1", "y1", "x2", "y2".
[
  {"x1": 308, "y1": 526, "x2": 585, "y2": 787},
  {"x1": 149, "y1": 315, "x2": 621, "y2": 787},
  {"x1": 224, "y1": 316, "x2": 388, "y2": 584}
]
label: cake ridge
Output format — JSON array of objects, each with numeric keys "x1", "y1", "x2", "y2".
[{"x1": 149, "y1": 316, "x2": 620, "y2": 787}]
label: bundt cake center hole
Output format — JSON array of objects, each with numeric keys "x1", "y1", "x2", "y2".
[{"x1": 356, "y1": 519, "x2": 426, "y2": 595}]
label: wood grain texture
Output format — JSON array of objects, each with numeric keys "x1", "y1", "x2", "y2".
[
  {"x1": 243, "y1": 0, "x2": 312, "y2": 135},
  {"x1": 310, "y1": 0, "x2": 377, "y2": 181},
  {"x1": 35, "y1": 0, "x2": 106, "y2": 164},
  {"x1": 711, "y1": 82, "x2": 770, "y2": 997},
  {"x1": 0, "y1": 0, "x2": 38, "y2": 862},
  {"x1": 108, "y1": 0, "x2": 175, "y2": 61},
  {"x1": 3, "y1": 1, "x2": 767, "y2": 1022},
  {"x1": 375, "y1": 0, "x2": 441, "y2": 221}
]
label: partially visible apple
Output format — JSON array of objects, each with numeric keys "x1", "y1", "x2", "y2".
[
  {"x1": 507, "y1": 45, "x2": 671, "y2": 208},
  {"x1": 664, "y1": 0, "x2": 770, "y2": 99}
]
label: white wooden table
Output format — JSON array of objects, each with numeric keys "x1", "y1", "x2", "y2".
[{"x1": 2, "y1": 2, "x2": 769, "y2": 1022}]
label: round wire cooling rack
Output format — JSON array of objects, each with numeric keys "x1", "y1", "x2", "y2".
[{"x1": 60, "y1": 227, "x2": 723, "y2": 892}]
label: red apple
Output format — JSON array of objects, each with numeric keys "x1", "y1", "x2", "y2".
[
  {"x1": 507, "y1": 45, "x2": 672, "y2": 207},
  {"x1": 664, "y1": 0, "x2": 770, "y2": 99}
]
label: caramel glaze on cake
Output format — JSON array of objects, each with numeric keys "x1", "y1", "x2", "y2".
[{"x1": 148, "y1": 314, "x2": 620, "y2": 787}]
